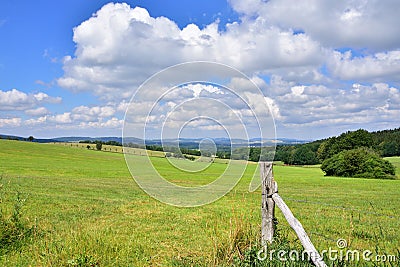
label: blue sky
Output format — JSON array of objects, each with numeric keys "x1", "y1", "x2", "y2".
[
  {"x1": 1, "y1": 0, "x2": 400, "y2": 140},
  {"x1": 0, "y1": 0, "x2": 236, "y2": 110}
]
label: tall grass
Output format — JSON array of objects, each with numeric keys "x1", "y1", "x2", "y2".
[{"x1": 0, "y1": 177, "x2": 37, "y2": 255}]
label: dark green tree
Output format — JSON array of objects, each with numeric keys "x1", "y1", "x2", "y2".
[
  {"x1": 96, "y1": 142, "x2": 103, "y2": 151},
  {"x1": 291, "y1": 146, "x2": 319, "y2": 165},
  {"x1": 380, "y1": 141, "x2": 399, "y2": 157},
  {"x1": 249, "y1": 147, "x2": 261, "y2": 162},
  {"x1": 321, "y1": 147, "x2": 396, "y2": 179},
  {"x1": 274, "y1": 145, "x2": 296, "y2": 164},
  {"x1": 317, "y1": 129, "x2": 374, "y2": 161}
]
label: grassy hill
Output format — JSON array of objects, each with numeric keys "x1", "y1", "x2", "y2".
[{"x1": 0, "y1": 140, "x2": 399, "y2": 266}]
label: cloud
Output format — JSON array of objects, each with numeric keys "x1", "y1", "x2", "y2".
[
  {"x1": 71, "y1": 105, "x2": 115, "y2": 122},
  {"x1": 0, "y1": 89, "x2": 32, "y2": 110},
  {"x1": 23, "y1": 104, "x2": 121, "y2": 130},
  {"x1": 25, "y1": 116, "x2": 47, "y2": 126},
  {"x1": 328, "y1": 50, "x2": 400, "y2": 82},
  {"x1": 229, "y1": 0, "x2": 400, "y2": 50},
  {"x1": 0, "y1": 117, "x2": 21, "y2": 128},
  {"x1": 57, "y1": 3, "x2": 325, "y2": 101},
  {"x1": 0, "y1": 89, "x2": 61, "y2": 111},
  {"x1": 25, "y1": 114, "x2": 123, "y2": 132},
  {"x1": 35, "y1": 80, "x2": 54, "y2": 88},
  {"x1": 33, "y1": 2, "x2": 400, "y2": 138},
  {"x1": 50, "y1": 113, "x2": 72, "y2": 124},
  {"x1": 81, "y1": 117, "x2": 123, "y2": 129},
  {"x1": 272, "y1": 82, "x2": 400, "y2": 127},
  {"x1": 33, "y1": 92, "x2": 61, "y2": 103},
  {"x1": 182, "y1": 83, "x2": 224, "y2": 98},
  {"x1": 25, "y1": 107, "x2": 50, "y2": 116}
]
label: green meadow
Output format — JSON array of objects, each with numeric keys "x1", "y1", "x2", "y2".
[
  {"x1": 0, "y1": 140, "x2": 399, "y2": 266},
  {"x1": 386, "y1": 156, "x2": 400, "y2": 176}
]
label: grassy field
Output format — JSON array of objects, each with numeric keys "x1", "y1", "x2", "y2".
[
  {"x1": 386, "y1": 156, "x2": 400, "y2": 176},
  {"x1": 0, "y1": 140, "x2": 399, "y2": 266},
  {"x1": 54, "y1": 142, "x2": 231, "y2": 163},
  {"x1": 53, "y1": 142, "x2": 166, "y2": 157}
]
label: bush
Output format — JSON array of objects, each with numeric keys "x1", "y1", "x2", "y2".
[
  {"x1": 321, "y1": 147, "x2": 396, "y2": 179},
  {"x1": 184, "y1": 155, "x2": 195, "y2": 161}
]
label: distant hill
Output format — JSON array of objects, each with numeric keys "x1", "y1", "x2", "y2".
[
  {"x1": 0, "y1": 134, "x2": 58, "y2": 143},
  {"x1": 0, "y1": 134, "x2": 24, "y2": 141},
  {"x1": 52, "y1": 136, "x2": 124, "y2": 143},
  {"x1": 0, "y1": 134, "x2": 309, "y2": 146}
]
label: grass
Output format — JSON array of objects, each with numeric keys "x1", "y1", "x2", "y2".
[
  {"x1": 0, "y1": 139, "x2": 399, "y2": 266},
  {"x1": 385, "y1": 157, "x2": 400, "y2": 177}
]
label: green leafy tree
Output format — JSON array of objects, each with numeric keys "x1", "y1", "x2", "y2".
[
  {"x1": 380, "y1": 141, "x2": 399, "y2": 157},
  {"x1": 96, "y1": 142, "x2": 102, "y2": 151},
  {"x1": 321, "y1": 147, "x2": 396, "y2": 179},
  {"x1": 275, "y1": 146, "x2": 296, "y2": 164},
  {"x1": 291, "y1": 146, "x2": 319, "y2": 165},
  {"x1": 317, "y1": 129, "x2": 375, "y2": 161},
  {"x1": 317, "y1": 138, "x2": 334, "y2": 161},
  {"x1": 249, "y1": 147, "x2": 260, "y2": 162}
]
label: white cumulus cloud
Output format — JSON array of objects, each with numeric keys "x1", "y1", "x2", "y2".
[
  {"x1": 19, "y1": 1, "x2": 400, "y2": 138},
  {"x1": 0, "y1": 89, "x2": 61, "y2": 111},
  {"x1": 229, "y1": 0, "x2": 400, "y2": 50},
  {"x1": 0, "y1": 117, "x2": 21, "y2": 128},
  {"x1": 329, "y1": 50, "x2": 400, "y2": 82},
  {"x1": 25, "y1": 107, "x2": 50, "y2": 116},
  {"x1": 57, "y1": 3, "x2": 325, "y2": 101}
]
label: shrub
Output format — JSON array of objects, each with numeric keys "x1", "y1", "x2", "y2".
[
  {"x1": 321, "y1": 147, "x2": 396, "y2": 179},
  {"x1": 184, "y1": 155, "x2": 195, "y2": 161}
]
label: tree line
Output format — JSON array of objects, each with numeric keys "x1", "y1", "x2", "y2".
[
  {"x1": 273, "y1": 128, "x2": 398, "y2": 179},
  {"x1": 274, "y1": 128, "x2": 400, "y2": 165},
  {"x1": 79, "y1": 140, "x2": 122, "y2": 147}
]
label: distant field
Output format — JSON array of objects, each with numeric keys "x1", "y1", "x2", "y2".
[
  {"x1": 386, "y1": 156, "x2": 400, "y2": 177},
  {"x1": 54, "y1": 142, "x2": 230, "y2": 163},
  {"x1": 53, "y1": 142, "x2": 166, "y2": 157},
  {"x1": 0, "y1": 140, "x2": 399, "y2": 266}
]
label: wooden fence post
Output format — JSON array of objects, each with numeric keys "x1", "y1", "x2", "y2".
[
  {"x1": 259, "y1": 162, "x2": 328, "y2": 267},
  {"x1": 260, "y1": 162, "x2": 275, "y2": 245},
  {"x1": 272, "y1": 188, "x2": 327, "y2": 267}
]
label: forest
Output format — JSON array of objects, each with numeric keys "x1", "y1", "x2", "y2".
[{"x1": 274, "y1": 128, "x2": 400, "y2": 165}]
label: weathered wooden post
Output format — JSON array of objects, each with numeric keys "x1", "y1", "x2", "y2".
[
  {"x1": 260, "y1": 162, "x2": 275, "y2": 245},
  {"x1": 260, "y1": 162, "x2": 327, "y2": 267},
  {"x1": 272, "y1": 186, "x2": 327, "y2": 267}
]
